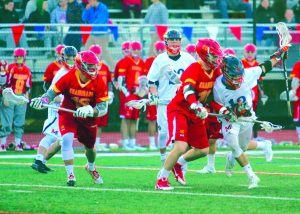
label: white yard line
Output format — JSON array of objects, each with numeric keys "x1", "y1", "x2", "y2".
[
  {"x1": 1, "y1": 183, "x2": 300, "y2": 201},
  {"x1": 1, "y1": 162, "x2": 300, "y2": 177},
  {"x1": 0, "y1": 150, "x2": 300, "y2": 159}
]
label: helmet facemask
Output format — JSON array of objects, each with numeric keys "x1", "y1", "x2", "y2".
[{"x1": 165, "y1": 38, "x2": 181, "y2": 55}]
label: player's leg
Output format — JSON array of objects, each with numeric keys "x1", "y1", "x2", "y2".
[
  {"x1": 247, "y1": 139, "x2": 273, "y2": 162},
  {"x1": 146, "y1": 105, "x2": 157, "y2": 150},
  {"x1": 293, "y1": 101, "x2": 300, "y2": 143},
  {"x1": 95, "y1": 115, "x2": 109, "y2": 152},
  {"x1": 127, "y1": 108, "x2": 145, "y2": 150},
  {"x1": 61, "y1": 132, "x2": 76, "y2": 186},
  {"x1": 120, "y1": 92, "x2": 129, "y2": 150},
  {"x1": 157, "y1": 105, "x2": 168, "y2": 164},
  {"x1": 45, "y1": 140, "x2": 61, "y2": 161},
  {"x1": 0, "y1": 102, "x2": 14, "y2": 150},
  {"x1": 13, "y1": 104, "x2": 27, "y2": 150}
]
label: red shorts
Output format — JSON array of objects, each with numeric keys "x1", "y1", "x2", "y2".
[
  {"x1": 95, "y1": 113, "x2": 108, "y2": 127},
  {"x1": 293, "y1": 100, "x2": 300, "y2": 121},
  {"x1": 124, "y1": 94, "x2": 140, "y2": 120},
  {"x1": 146, "y1": 105, "x2": 157, "y2": 121},
  {"x1": 167, "y1": 106, "x2": 209, "y2": 149},
  {"x1": 119, "y1": 92, "x2": 126, "y2": 118},
  {"x1": 59, "y1": 112, "x2": 97, "y2": 149},
  {"x1": 206, "y1": 116, "x2": 222, "y2": 140}
]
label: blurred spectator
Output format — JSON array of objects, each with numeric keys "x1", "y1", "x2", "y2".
[
  {"x1": 256, "y1": 0, "x2": 277, "y2": 47},
  {"x1": 122, "y1": 0, "x2": 142, "y2": 18},
  {"x1": 293, "y1": 0, "x2": 300, "y2": 22},
  {"x1": 0, "y1": 0, "x2": 28, "y2": 49},
  {"x1": 273, "y1": 0, "x2": 287, "y2": 21},
  {"x1": 216, "y1": 0, "x2": 252, "y2": 18},
  {"x1": 287, "y1": 0, "x2": 298, "y2": 8},
  {"x1": 0, "y1": 0, "x2": 5, "y2": 9},
  {"x1": 51, "y1": 0, "x2": 67, "y2": 45},
  {"x1": 28, "y1": 0, "x2": 52, "y2": 50},
  {"x1": 284, "y1": 9, "x2": 296, "y2": 23},
  {"x1": 64, "y1": 0, "x2": 83, "y2": 52},
  {"x1": 82, "y1": 0, "x2": 114, "y2": 69},
  {"x1": 48, "y1": 0, "x2": 59, "y2": 13},
  {"x1": 144, "y1": 0, "x2": 168, "y2": 56},
  {"x1": 24, "y1": 0, "x2": 36, "y2": 21},
  {"x1": 223, "y1": 48, "x2": 236, "y2": 55}
]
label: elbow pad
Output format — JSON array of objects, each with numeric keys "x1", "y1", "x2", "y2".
[
  {"x1": 95, "y1": 101, "x2": 108, "y2": 117},
  {"x1": 259, "y1": 60, "x2": 272, "y2": 75},
  {"x1": 183, "y1": 84, "x2": 196, "y2": 100}
]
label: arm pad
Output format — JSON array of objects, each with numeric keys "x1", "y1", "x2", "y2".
[
  {"x1": 95, "y1": 101, "x2": 108, "y2": 117},
  {"x1": 259, "y1": 60, "x2": 273, "y2": 75}
]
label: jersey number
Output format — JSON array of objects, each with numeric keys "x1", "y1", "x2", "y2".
[{"x1": 169, "y1": 68, "x2": 184, "y2": 85}]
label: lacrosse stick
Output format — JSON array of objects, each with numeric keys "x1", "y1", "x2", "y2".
[
  {"x1": 2, "y1": 88, "x2": 76, "y2": 114},
  {"x1": 276, "y1": 22, "x2": 292, "y2": 117},
  {"x1": 126, "y1": 98, "x2": 169, "y2": 111}
]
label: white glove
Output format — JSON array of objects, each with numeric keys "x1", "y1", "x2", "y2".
[
  {"x1": 74, "y1": 105, "x2": 94, "y2": 118},
  {"x1": 30, "y1": 97, "x2": 49, "y2": 110},
  {"x1": 108, "y1": 91, "x2": 114, "y2": 105},
  {"x1": 163, "y1": 64, "x2": 181, "y2": 84},
  {"x1": 190, "y1": 102, "x2": 208, "y2": 119},
  {"x1": 0, "y1": 71, "x2": 6, "y2": 86},
  {"x1": 148, "y1": 93, "x2": 159, "y2": 105},
  {"x1": 135, "y1": 86, "x2": 149, "y2": 98}
]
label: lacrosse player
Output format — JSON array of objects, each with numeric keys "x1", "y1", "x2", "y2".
[
  {"x1": 0, "y1": 48, "x2": 32, "y2": 151},
  {"x1": 0, "y1": 60, "x2": 8, "y2": 151},
  {"x1": 223, "y1": 48, "x2": 236, "y2": 56},
  {"x1": 43, "y1": 44, "x2": 65, "y2": 92},
  {"x1": 113, "y1": 41, "x2": 131, "y2": 150},
  {"x1": 148, "y1": 29, "x2": 196, "y2": 164},
  {"x1": 290, "y1": 61, "x2": 300, "y2": 143},
  {"x1": 212, "y1": 45, "x2": 288, "y2": 189},
  {"x1": 117, "y1": 41, "x2": 147, "y2": 150},
  {"x1": 31, "y1": 46, "x2": 77, "y2": 173},
  {"x1": 155, "y1": 38, "x2": 223, "y2": 190},
  {"x1": 31, "y1": 50, "x2": 108, "y2": 186},
  {"x1": 89, "y1": 45, "x2": 114, "y2": 152},
  {"x1": 144, "y1": 41, "x2": 165, "y2": 150},
  {"x1": 185, "y1": 44, "x2": 199, "y2": 60}
]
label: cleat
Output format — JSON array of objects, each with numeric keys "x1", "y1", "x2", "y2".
[
  {"x1": 155, "y1": 177, "x2": 174, "y2": 190},
  {"x1": 96, "y1": 144, "x2": 110, "y2": 152},
  {"x1": 248, "y1": 174, "x2": 260, "y2": 189},
  {"x1": 31, "y1": 160, "x2": 48, "y2": 173},
  {"x1": 225, "y1": 152, "x2": 235, "y2": 177},
  {"x1": 172, "y1": 163, "x2": 186, "y2": 185},
  {"x1": 43, "y1": 164, "x2": 54, "y2": 172},
  {"x1": 67, "y1": 174, "x2": 76, "y2": 186},
  {"x1": 15, "y1": 144, "x2": 23, "y2": 151},
  {"x1": 122, "y1": 145, "x2": 135, "y2": 151},
  {"x1": 149, "y1": 144, "x2": 158, "y2": 151},
  {"x1": 0, "y1": 144, "x2": 6, "y2": 152},
  {"x1": 263, "y1": 140, "x2": 273, "y2": 162},
  {"x1": 196, "y1": 165, "x2": 216, "y2": 174},
  {"x1": 85, "y1": 164, "x2": 103, "y2": 184}
]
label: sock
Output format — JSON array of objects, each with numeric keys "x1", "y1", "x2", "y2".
[
  {"x1": 129, "y1": 138, "x2": 136, "y2": 147},
  {"x1": 158, "y1": 168, "x2": 170, "y2": 179},
  {"x1": 296, "y1": 126, "x2": 300, "y2": 141},
  {"x1": 65, "y1": 165, "x2": 74, "y2": 177},
  {"x1": 95, "y1": 137, "x2": 100, "y2": 147},
  {"x1": 160, "y1": 153, "x2": 167, "y2": 164},
  {"x1": 149, "y1": 136, "x2": 155, "y2": 146},
  {"x1": 36, "y1": 154, "x2": 44, "y2": 162},
  {"x1": 121, "y1": 139, "x2": 128, "y2": 147},
  {"x1": 15, "y1": 138, "x2": 22, "y2": 146},
  {"x1": 243, "y1": 164, "x2": 255, "y2": 178},
  {"x1": 177, "y1": 156, "x2": 187, "y2": 166},
  {"x1": 88, "y1": 162, "x2": 95, "y2": 171},
  {"x1": 1, "y1": 137, "x2": 7, "y2": 145},
  {"x1": 207, "y1": 154, "x2": 215, "y2": 168},
  {"x1": 256, "y1": 141, "x2": 266, "y2": 149}
]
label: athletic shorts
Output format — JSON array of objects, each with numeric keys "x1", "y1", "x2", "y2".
[
  {"x1": 119, "y1": 92, "x2": 126, "y2": 118},
  {"x1": 146, "y1": 105, "x2": 157, "y2": 121},
  {"x1": 95, "y1": 113, "x2": 108, "y2": 127},
  {"x1": 293, "y1": 100, "x2": 300, "y2": 121}
]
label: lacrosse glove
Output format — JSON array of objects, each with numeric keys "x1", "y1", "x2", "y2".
[
  {"x1": 190, "y1": 102, "x2": 208, "y2": 119},
  {"x1": 74, "y1": 105, "x2": 94, "y2": 118},
  {"x1": 30, "y1": 96, "x2": 49, "y2": 110}
]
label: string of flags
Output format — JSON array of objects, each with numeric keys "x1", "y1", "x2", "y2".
[{"x1": 10, "y1": 24, "x2": 300, "y2": 46}]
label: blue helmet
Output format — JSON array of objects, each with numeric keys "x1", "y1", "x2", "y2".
[
  {"x1": 221, "y1": 55, "x2": 244, "y2": 89},
  {"x1": 62, "y1": 46, "x2": 77, "y2": 69},
  {"x1": 164, "y1": 29, "x2": 182, "y2": 55}
]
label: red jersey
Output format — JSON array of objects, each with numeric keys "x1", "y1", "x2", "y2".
[
  {"x1": 7, "y1": 63, "x2": 32, "y2": 95},
  {"x1": 98, "y1": 62, "x2": 112, "y2": 86},
  {"x1": 53, "y1": 68, "x2": 109, "y2": 111},
  {"x1": 170, "y1": 62, "x2": 221, "y2": 119},
  {"x1": 290, "y1": 61, "x2": 300, "y2": 98},
  {"x1": 114, "y1": 57, "x2": 127, "y2": 81},
  {"x1": 144, "y1": 56, "x2": 155, "y2": 75},
  {"x1": 43, "y1": 61, "x2": 63, "y2": 83},
  {"x1": 118, "y1": 56, "x2": 145, "y2": 92}
]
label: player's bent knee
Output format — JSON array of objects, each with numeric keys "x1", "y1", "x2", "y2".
[
  {"x1": 39, "y1": 135, "x2": 56, "y2": 149},
  {"x1": 61, "y1": 133, "x2": 74, "y2": 160}
]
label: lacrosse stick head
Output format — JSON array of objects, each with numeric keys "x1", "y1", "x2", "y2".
[
  {"x1": 260, "y1": 121, "x2": 283, "y2": 133},
  {"x1": 276, "y1": 22, "x2": 292, "y2": 47},
  {"x1": 2, "y1": 88, "x2": 29, "y2": 105},
  {"x1": 126, "y1": 99, "x2": 149, "y2": 112}
]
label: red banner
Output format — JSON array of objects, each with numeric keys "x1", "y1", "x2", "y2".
[
  {"x1": 11, "y1": 25, "x2": 24, "y2": 46},
  {"x1": 155, "y1": 25, "x2": 168, "y2": 41},
  {"x1": 80, "y1": 26, "x2": 93, "y2": 46},
  {"x1": 229, "y1": 26, "x2": 242, "y2": 42}
]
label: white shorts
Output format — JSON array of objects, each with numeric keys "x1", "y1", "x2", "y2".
[{"x1": 157, "y1": 104, "x2": 168, "y2": 134}]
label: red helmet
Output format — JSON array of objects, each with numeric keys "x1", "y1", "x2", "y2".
[
  {"x1": 154, "y1": 41, "x2": 165, "y2": 51},
  {"x1": 55, "y1": 44, "x2": 65, "y2": 54},
  {"x1": 131, "y1": 41, "x2": 142, "y2": 50},
  {"x1": 89, "y1": 45, "x2": 102, "y2": 55},
  {"x1": 223, "y1": 48, "x2": 236, "y2": 56},
  {"x1": 121, "y1": 41, "x2": 131, "y2": 50},
  {"x1": 244, "y1": 43, "x2": 257, "y2": 53},
  {"x1": 185, "y1": 44, "x2": 196, "y2": 53},
  {"x1": 14, "y1": 48, "x2": 27, "y2": 57},
  {"x1": 75, "y1": 51, "x2": 100, "y2": 80},
  {"x1": 196, "y1": 38, "x2": 223, "y2": 70}
]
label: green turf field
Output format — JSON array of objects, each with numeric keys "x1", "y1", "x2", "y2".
[{"x1": 0, "y1": 149, "x2": 300, "y2": 214}]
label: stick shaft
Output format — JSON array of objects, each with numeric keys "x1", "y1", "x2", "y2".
[
  {"x1": 43, "y1": 104, "x2": 76, "y2": 113},
  {"x1": 282, "y1": 54, "x2": 292, "y2": 117}
]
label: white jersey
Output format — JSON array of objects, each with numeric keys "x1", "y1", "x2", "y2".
[
  {"x1": 214, "y1": 66, "x2": 262, "y2": 117},
  {"x1": 147, "y1": 51, "x2": 196, "y2": 103}
]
